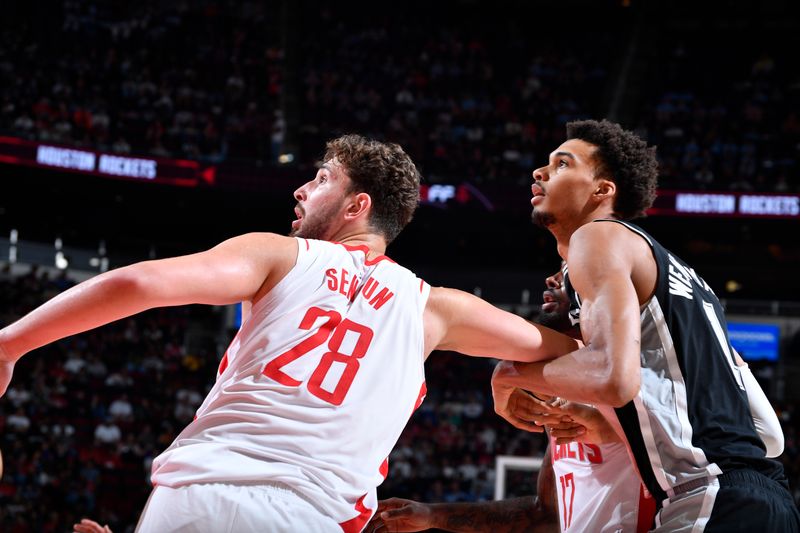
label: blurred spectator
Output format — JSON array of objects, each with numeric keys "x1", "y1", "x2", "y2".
[{"x1": 94, "y1": 417, "x2": 122, "y2": 445}]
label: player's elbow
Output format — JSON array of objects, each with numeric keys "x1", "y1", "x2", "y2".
[
  {"x1": 102, "y1": 263, "x2": 156, "y2": 301},
  {"x1": 600, "y1": 371, "x2": 640, "y2": 408},
  {"x1": 763, "y1": 431, "x2": 785, "y2": 458}
]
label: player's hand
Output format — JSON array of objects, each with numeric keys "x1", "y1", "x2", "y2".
[
  {"x1": 73, "y1": 518, "x2": 113, "y2": 533},
  {"x1": 365, "y1": 498, "x2": 434, "y2": 532},
  {"x1": 492, "y1": 362, "x2": 547, "y2": 432},
  {"x1": 541, "y1": 401, "x2": 620, "y2": 445}
]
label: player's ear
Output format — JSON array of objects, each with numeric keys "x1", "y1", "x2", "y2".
[
  {"x1": 594, "y1": 178, "x2": 616, "y2": 200},
  {"x1": 345, "y1": 192, "x2": 372, "y2": 221}
]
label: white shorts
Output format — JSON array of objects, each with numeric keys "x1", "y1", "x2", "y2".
[{"x1": 135, "y1": 482, "x2": 341, "y2": 532}]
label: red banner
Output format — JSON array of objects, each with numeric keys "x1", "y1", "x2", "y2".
[
  {"x1": 648, "y1": 190, "x2": 799, "y2": 219},
  {"x1": 0, "y1": 136, "x2": 216, "y2": 187}
]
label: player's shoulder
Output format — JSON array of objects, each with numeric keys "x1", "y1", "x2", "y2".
[
  {"x1": 226, "y1": 232, "x2": 297, "y2": 247},
  {"x1": 219, "y1": 233, "x2": 299, "y2": 266},
  {"x1": 572, "y1": 219, "x2": 627, "y2": 241},
  {"x1": 568, "y1": 222, "x2": 623, "y2": 260},
  {"x1": 570, "y1": 220, "x2": 651, "y2": 256}
]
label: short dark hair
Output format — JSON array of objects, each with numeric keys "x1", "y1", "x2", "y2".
[
  {"x1": 566, "y1": 120, "x2": 659, "y2": 220},
  {"x1": 324, "y1": 134, "x2": 421, "y2": 243}
]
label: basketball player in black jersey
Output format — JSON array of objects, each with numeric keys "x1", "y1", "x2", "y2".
[{"x1": 491, "y1": 120, "x2": 799, "y2": 531}]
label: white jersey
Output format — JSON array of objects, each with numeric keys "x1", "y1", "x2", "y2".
[
  {"x1": 551, "y1": 436, "x2": 655, "y2": 533},
  {"x1": 151, "y1": 238, "x2": 430, "y2": 532}
]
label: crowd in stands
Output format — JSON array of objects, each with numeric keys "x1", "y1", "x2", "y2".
[
  {"x1": 296, "y1": 2, "x2": 616, "y2": 186},
  {"x1": 0, "y1": 1, "x2": 283, "y2": 164},
  {"x1": 635, "y1": 10, "x2": 799, "y2": 192},
  {"x1": 2, "y1": 1, "x2": 794, "y2": 192},
  {"x1": 0, "y1": 265, "x2": 219, "y2": 532},
  {"x1": 1, "y1": 264, "x2": 799, "y2": 531}
]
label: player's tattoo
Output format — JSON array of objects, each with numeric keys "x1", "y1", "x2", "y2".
[
  {"x1": 432, "y1": 448, "x2": 558, "y2": 533},
  {"x1": 442, "y1": 497, "x2": 543, "y2": 532}
]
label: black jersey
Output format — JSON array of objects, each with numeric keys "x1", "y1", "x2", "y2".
[{"x1": 562, "y1": 219, "x2": 785, "y2": 507}]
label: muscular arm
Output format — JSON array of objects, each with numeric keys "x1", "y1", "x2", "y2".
[
  {"x1": 372, "y1": 448, "x2": 557, "y2": 533},
  {"x1": 0, "y1": 233, "x2": 295, "y2": 366},
  {"x1": 424, "y1": 288, "x2": 579, "y2": 362},
  {"x1": 493, "y1": 224, "x2": 645, "y2": 407}
]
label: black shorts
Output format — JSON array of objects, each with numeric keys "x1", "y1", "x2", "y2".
[{"x1": 705, "y1": 469, "x2": 800, "y2": 533}]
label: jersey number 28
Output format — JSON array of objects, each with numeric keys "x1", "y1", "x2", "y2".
[{"x1": 263, "y1": 306, "x2": 374, "y2": 405}]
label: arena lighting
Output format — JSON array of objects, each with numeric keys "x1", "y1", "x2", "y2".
[
  {"x1": 418, "y1": 183, "x2": 494, "y2": 210},
  {"x1": 54, "y1": 237, "x2": 69, "y2": 270},
  {"x1": 725, "y1": 280, "x2": 742, "y2": 293},
  {"x1": 9, "y1": 228, "x2": 18, "y2": 263},
  {"x1": 278, "y1": 153, "x2": 295, "y2": 164}
]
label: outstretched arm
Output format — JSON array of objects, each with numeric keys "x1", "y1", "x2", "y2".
[
  {"x1": 424, "y1": 287, "x2": 579, "y2": 362},
  {"x1": 367, "y1": 447, "x2": 558, "y2": 533},
  {"x1": 0, "y1": 233, "x2": 297, "y2": 394}
]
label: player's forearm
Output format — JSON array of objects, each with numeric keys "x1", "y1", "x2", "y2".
[
  {"x1": 739, "y1": 362, "x2": 784, "y2": 456},
  {"x1": 0, "y1": 268, "x2": 153, "y2": 361},
  {"x1": 430, "y1": 288, "x2": 578, "y2": 362},
  {"x1": 427, "y1": 497, "x2": 556, "y2": 533},
  {"x1": 495, "y1": 346, "x2": 639, "y2": 407}
]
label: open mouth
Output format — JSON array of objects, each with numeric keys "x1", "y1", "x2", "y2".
[
  {"x1": 541, "y1": 291, "x2": 558, "y2": 312},
  {"x1": 291, "y1": 207, "x2": 304, "y2": 229},
  {"x1": 541, "y1": 301, "x2": 558, "y2": 313}
]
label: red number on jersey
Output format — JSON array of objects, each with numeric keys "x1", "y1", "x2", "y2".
[
  {"x1": 263, "y1": 307, "x2": 374, "y2": 405},
  {"x1": 308, "y1": 318, "x2": 373, "y2": 405},
  {"x1": 559, "y1": 472, "x2": 575, "y2": 530}
]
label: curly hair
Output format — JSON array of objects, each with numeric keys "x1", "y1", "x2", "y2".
[
  {"x1": 324, "y1": 134, "x2": 421, "y2": 243},
  {"x1": 565, "y1": 120, "x2": 659, "y2": 220}
]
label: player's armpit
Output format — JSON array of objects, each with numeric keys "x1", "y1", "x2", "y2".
[{"x1": 425, "y1": 287, "x2": 579, "y2": 362}]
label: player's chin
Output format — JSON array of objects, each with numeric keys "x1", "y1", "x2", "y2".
[{"x1": 531, "y1": 209, "x2": 555, "y2": 228}]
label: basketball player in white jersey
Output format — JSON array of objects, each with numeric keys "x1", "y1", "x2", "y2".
[
  {"x1": 0, "y1": 134, "x2": 579, "y2": 532},
  {"x1": 492, "y1": 120, "x2": 798, "y2": 531}
]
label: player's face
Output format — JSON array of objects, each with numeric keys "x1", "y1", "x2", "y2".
[
  {"x1": 291, "y1": 159, "x2": 352, "y2": 240},
  {"x1": 538, "y1": 268, "x2": 573, "y2": 333},
  {"x1": 530, "y1": 138, "x2": 600, "y2": 227}
]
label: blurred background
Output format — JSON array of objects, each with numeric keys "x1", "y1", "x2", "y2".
[{"x1": 0, "y1": 0, "x2": 798, "y2": 530}]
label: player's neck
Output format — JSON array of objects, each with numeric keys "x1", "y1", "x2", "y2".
[
  {"x1": 550, "y1": 208, "x2": 616, "y2": 259},
  {"x1": 333, "y1": 231, "x2": 388, "y2": 259}
]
